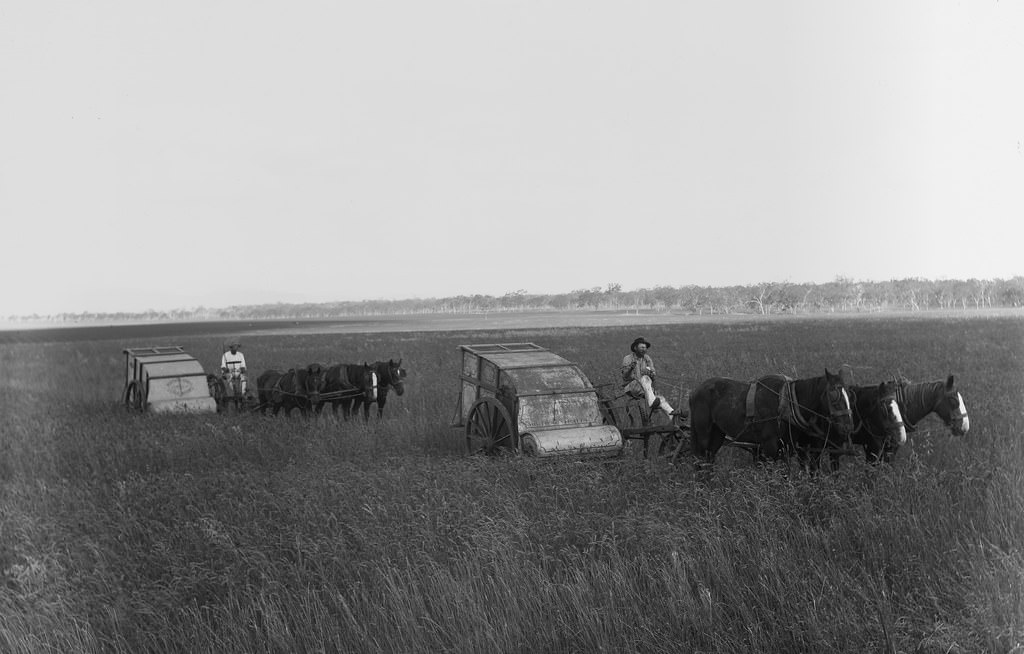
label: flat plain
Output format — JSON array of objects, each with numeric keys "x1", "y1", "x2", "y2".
[{"x1": 1, "y1": 311, "x2": 1021, "y2": 653}]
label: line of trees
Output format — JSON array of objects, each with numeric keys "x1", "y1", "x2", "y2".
[{"x1": 9, "y1": 276, "x2": 1024, "y2": 324}]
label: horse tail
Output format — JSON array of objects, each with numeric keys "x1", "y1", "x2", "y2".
[{"x1": 688, "y1": 382, "x2": 716, "y2": 457}]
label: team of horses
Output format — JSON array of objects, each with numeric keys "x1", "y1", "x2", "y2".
[
  {"x1": 218, "y1": 358, "x2": 406, "y2": 419},
  {"x1": 688, "y1": 368, "x2": 969, "y2": 470}
]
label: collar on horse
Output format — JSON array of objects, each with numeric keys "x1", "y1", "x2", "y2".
[
  {"x1": 380, "y1": 363, "x2": 399, "y2": 387},
  {"x1": 746, "y1": 375, "x2": 848, "y2": 442},
  {"x1": 854, "y1": 387, "x2": 904, "y2": 444},
  {"x1": 894, "y1": 380, "x2": 924, "y2": 432}
]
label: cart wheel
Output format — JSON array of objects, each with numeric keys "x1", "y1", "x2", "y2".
[
  {"x1": 466, "y1": 397, "x2": 518, "y2": 455},
  {"x1": 124, "y1": 381, "x2": 144, "y2": 412},
  {"x1": 646, "y1": 430, "x2": 687, "y2": 465},
  {"x1": 670, "y1": 420, "x2": 692, "y2": 465},
  {"x1": 645, "y1": 432, "x2": 664, "y2": 462}
]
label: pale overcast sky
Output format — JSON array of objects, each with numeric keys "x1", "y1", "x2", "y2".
[{"x1": 2, "y1": 1, "x2": 1021, "y2": 315}]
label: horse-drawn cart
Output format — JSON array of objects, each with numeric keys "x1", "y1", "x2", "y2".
[
  {"x1": 122, "y1": 346, "x2": 218, "y2": 414},
  {"x1": 452, "y1": 343, "x2": 687, "y2": 459}
]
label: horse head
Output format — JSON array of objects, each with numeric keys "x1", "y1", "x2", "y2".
[
  {"x1": 939, "y1": 375, "x2": 970, "y2": 436},
  {"x1": 874, "y1": 379, "x2": 907, "y2": 448},
  {"x1": 303, "y1": 363, "x2": 327, "y2": 404},
  {"x1": 823, "y1": 368, "x2": 854, "y2": 437},
  {"x1": 387, "y1": 358, "x2": 406, "y2": 396}
]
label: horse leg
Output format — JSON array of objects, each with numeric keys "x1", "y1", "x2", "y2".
[
  {"x1": 691, "y1": 423, "x2": 724, "y2": 471},
  {"x1": 689, "y1": 397, "x2": 713, "y2": 467},
  {"x1": 799, "y1": 442, "x2": 826, "y2": 475},
  {"x1": 793, "y1": 443, "x2": 810, "y2": 472},
  {"x1": 755, "y1": 424, "x2": 784, "y2": 465},
  {"x1": 314, "y1": 398, "x2": 329, "y2": 417},
  {"x1": 707, "y1": 427, "x2": 727, "y2": 465},
  {"x1": 779, "y1": 425, "x2": 813, "y2": 472}
]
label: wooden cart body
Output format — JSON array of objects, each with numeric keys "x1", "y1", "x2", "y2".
[
  {"x1": 453, "y1": 343, "x2": 623, "y2": 457},
  {"x1": 122, "y1": 346, "x2": 217, "y2": 414}
]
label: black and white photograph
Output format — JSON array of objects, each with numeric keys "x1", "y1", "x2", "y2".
[{"x1": 2, "y1": 1, "x2": 1021, "y2": 652}]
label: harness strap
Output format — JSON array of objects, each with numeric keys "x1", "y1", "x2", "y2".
[
  {"x1": 745, "y1": 382, "x2": 757, "y2": 421},
  {"x1": 780, "y1": 380, "x2": 816, "y2": 433},
  {"x1": 895, "y1": 382, "x2": 920, "y2": 432},
  {"x1": 272, "y1": 373, "x2": 286, "y2": 403},
  {"x1": 782, "y1": 377, "x2": 844, "y2": 443}
]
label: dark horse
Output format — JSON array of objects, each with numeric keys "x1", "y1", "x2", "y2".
[
  {"x1": 315, "y1": 363, "x2": 378, "y2": 419},
  {"x1": 206, "y1": 370, "x2": 246, "y2": 412},
  {"x1": 863, "y1": 375, "x2": 969, "y2": 462},
  {"x1": 820, "y1": 380, "x2": 908, "y2": 466},
  {"x1": 256, "y1": 364, "x2": 327, "y2": 417},
  {"x1": 689, "y1": 369, "x2": 854, "y2": 468},
  {"x1": 350, "y1": 359, "x2": 406, "y2": 420}
]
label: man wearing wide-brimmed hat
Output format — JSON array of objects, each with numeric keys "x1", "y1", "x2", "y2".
[
  {"x1": 220, "y1": 341, "x2": 248, "y2": 394},
  {"x1": 621, "y1": 337, "x2": 680, "y2": 417}
]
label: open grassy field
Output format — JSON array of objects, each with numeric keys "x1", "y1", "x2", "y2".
[{"x1": 1, "y1": 313, "x2": 1022, "y2": 653}]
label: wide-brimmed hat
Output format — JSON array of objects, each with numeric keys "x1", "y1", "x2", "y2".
[{"x1": 630, "y1": 337, "x2": 651, "y2": 353}]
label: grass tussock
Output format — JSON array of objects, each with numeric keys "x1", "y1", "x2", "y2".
[{"x1": 1, "y1": 315, "x2": 1022, "y2": 653}]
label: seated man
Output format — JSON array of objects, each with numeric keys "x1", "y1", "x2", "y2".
[
  {"x1": 621, "y1": 337, "x2": 681, "y2": 417},
  {"x1": 220, "y1": 342, "x2": 248, "y2": 394}
]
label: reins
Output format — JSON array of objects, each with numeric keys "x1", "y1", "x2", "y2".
[
  {"x1": 314, "y1": 365, "x2": 380, "y2": 404},
  {"x1": 262, "y1": 370, "x2": 326, "y2": 401},
  {"x1": 319, "y1": 386, "x2": 370, "y2": 402},
  {"x1": 755, "y1": 378, "x2": 845, "y2": 440},
  {"x1": 723, "y1": 378, "x2": 845, "y2": 449}
]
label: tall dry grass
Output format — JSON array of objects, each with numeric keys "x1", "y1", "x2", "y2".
[{"x1": 0, "y1": 315, "x2": 1021, "y2": 653}]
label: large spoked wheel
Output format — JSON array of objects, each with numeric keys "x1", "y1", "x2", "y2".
[
  {"x1": 465, "y1": 397, "x2": 518, "y2": 455},
  {"x1": 124, "y1": 381, "x2": 144, "y2": 412}
]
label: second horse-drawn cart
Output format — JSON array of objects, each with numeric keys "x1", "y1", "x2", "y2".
[
  {"x1": 451, "y1": 343, "x2": 688, "y2": 460},
  {"x1": 122, "y1": 346, "x2": 218, "y2": 414}
]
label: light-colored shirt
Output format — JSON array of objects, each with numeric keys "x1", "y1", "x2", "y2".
[
  {"x1": 621, "y1": 352, "x2": 655, "y2": 385},
  {"x1": 221, "y1": 350, "x2": 247, "y2": 372}
]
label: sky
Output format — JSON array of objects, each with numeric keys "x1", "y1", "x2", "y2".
[{"x1": 1, "y1": 1, "x2": 1022, "y2": 316}]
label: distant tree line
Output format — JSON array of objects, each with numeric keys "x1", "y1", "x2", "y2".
[{"x1": 10, "y1": 276, "x2": 1024, "y2": 323}]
